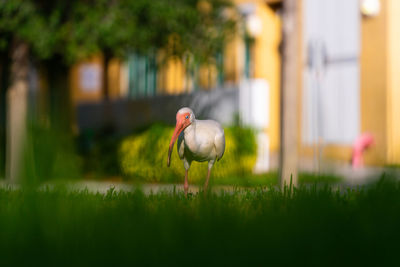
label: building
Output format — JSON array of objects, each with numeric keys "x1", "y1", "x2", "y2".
[{"x1": 70, "y1": 0, "x2": 400, "y2": 170}]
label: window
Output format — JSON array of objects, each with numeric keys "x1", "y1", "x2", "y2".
[{"x1": 128, "y1": 53, "x2": 157, "y2": 98}]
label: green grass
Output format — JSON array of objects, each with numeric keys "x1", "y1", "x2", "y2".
[
  {"x1": 298, "y1": 172, "x2": 344, "y2": 184},
  {"x1": 192, "y1": 172, "x2": 343, "y2": 187},
  {"x1": 127, "y1": 172, "x2": 343, "y2": 187},
  {"x1": 77, "y1": 171, "x2": 343, "y2": 188},
  {"x1": 204, "y1": 173, "x2": 278, "y2": 187},
  {"x1": 385, "y1": 164, "x2": 400, "y2": 170},
  {"x1": 0, "y1": 175, "x2": 399, "y2": 266}
]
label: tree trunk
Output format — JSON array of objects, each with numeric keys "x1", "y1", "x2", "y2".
[
  {"x1": 279, "y1": 0, "x2": 299, "y2": 188},
  {"x1": 0, "y1": 48, "x2": 10, "y2": 177},
  {"x1": 101, "y1": 50, "x2": 115, "y2": 133},
  {"x1": 102, "y1": 50, "x2": 111, "y2": 100},
  {"x1": 6, "y1": 39, "x2": 29, "y2": 183},
  {"x1": 46, "y1": 56, "x2": 72, "y2": 132}
]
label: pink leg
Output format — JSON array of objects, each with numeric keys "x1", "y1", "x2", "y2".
[
  {"x1": 184, "y1": 170, "x2": 189, "y2": 197},
  {"x1": 204, "y1": 169, "x2": 211, "y2": 193}
]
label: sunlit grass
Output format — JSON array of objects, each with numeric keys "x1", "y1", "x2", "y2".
[
  {"x1": 131, "y1": 172, "x2": 343, "y2": 187},
  {"x1": 0, "y1": 175, "x2": 399, "y2": 266}
]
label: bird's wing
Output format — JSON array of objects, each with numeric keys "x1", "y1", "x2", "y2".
[
  {"x1": 177, "y1": 132, "x2": 185, "y2": 159},
  {"x1": 214, "y1": 130, "x2": 225, "y2": 161}
]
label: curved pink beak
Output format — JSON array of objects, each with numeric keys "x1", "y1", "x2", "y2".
[{"x1": 167, "y1": 116, "x2": 186, "y2": 167}]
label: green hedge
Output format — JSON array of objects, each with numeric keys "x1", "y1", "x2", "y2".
[{"x1": 119, "y1": 124, "x2": 257, "y2": 183}]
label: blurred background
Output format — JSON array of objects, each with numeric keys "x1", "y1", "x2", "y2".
[{"x1": 0, "y1": 0, "x2": 399, "y2": 186}]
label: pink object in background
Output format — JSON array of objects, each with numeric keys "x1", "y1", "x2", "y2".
[{"x1": 352, "y1": 133, "x2": 374, "y2": 169}]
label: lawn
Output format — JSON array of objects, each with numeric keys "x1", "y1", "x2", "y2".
[
  {"x1": 79, "y1": 172, "x2": 343, "y2": 188},
  {"x1": 204, "y1": 172, "x2": 344, "y2": 187},
  {"x1": 0, "y1": 175, "x2": 399, "y2": 266}
]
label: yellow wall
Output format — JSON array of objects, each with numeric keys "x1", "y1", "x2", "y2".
[
  {"x1": 198, "y1": 63, "x2": 218, "y2": 90},
  {"x1": 360, "y1": 0, "x2": 389, "y2": 165},
  {"x1": 253, "y1": 2, "x2": 282, "y2": 153},
  {"x1": 157, "y1": 55, "x2": 186, "y2": 94},
  {"x1": 387, "y1": 0, "x2": 400, "y2": 164},
  {"x1": 360, "y1": 0, "x2": 400, "y2": 165},
  {"x1": 224, "y1": 34, "x2": 244, "y2": 83},
  {"x1": 108, "y1": 58, "x2": 122, "y2": 99}
]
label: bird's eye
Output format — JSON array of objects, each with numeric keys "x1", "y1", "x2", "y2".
[{"x1": 185, "y1": 115, "x2": 189, "y2": 119}]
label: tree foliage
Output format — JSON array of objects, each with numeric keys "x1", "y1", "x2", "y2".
[{"x1": 0, "y1": 0, "x2": 238, "y2": 64}]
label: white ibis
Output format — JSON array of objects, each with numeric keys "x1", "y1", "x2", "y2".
[{"x1": 167, "y1": 107, "x2": 225, "y2": 195}]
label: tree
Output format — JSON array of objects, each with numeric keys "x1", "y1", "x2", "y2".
[{"x1": 0, "y1": 1, "x2": 39, "y2": 182}]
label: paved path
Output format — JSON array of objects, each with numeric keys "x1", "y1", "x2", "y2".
[
  {"x1": 0, "y1": 179, "x2": 239, "y2": 195},
  {"x1": 0, "y1": 166, "x2": 399, "y2": 195},
  {"x1": 66, "y1": 181, "x2": 240, "y2": 195}
]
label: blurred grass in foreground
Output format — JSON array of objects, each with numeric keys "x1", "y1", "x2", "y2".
[{"x1": 0, "y1": 175, "x2": 399, "y2": 266}]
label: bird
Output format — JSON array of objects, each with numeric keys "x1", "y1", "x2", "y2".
[{"x1": 167, "y1": 107, "x2": 225, "y2": 196}]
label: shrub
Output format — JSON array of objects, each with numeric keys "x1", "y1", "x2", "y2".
[
  {"x1": 119, "y1": 124, "x2": 257, "y2": 183},
  {"x1": 78, "y1": 128, "x2": 121, "y2": 178}
]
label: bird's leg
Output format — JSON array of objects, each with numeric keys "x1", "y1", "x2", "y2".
[
  {"x1": 204, "y1": 169, "x2": 211, "y2": 193},
  {"x1": 184, "y1": 170, "x2": 189, "y2": 197},
  {"x1": 204, "y1": 160, "x2": 215, "y2": 194},
  {"x1": 183, "y1": 159, "x2": 191, "y2": 197}
]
